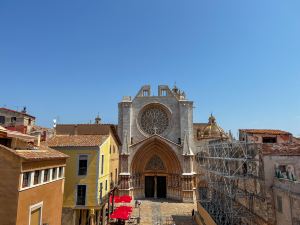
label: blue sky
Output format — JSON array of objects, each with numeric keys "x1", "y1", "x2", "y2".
[{"x1": 0, "y1": 0, "x2": 300, "y2": 137}]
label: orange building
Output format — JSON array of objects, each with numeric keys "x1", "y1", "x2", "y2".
[{"x1": 0, "y1": 126, "x2": 68, "y2": 225}]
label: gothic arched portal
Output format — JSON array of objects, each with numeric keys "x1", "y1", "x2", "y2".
[{"x1": 130, "y1": 138, "x2": 182, "y2": 200}]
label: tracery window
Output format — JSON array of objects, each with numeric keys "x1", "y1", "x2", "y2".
[
  {"x1": 145, "y1": 155, "x2": 165, "y2": 171},
  {"x1": 140, "y1": 106, "x2": 169, "y2": 135}
]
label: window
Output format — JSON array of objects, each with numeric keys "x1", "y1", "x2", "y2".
[
  {"x1": 29, "y1": 202, "x2": 42, "y2": 225},
  {"x1": 28, "y1": 118, "x2": 32, "y2": 125},
  {"x1": 161, "y1": 89, "x2": 167, "y2": 96},
  {"x1": 263, "y1": 137, "x2": 277, "y2": 143},
  {"x1": 78, "y1": 155, "x2": 88, "y2": 176},
  {"x1": 11, "y1": 117, "x2": 17, "y2": 123},
  {"x1": 109, "y1": 146, "x2": 111, "y2": 154},
  {"x1": 178, "y1": 138, "x2": 181, "y2": 144},
  {"x1": 105, "y1": 180, "x2": 108, "y2": 191},
  {"x1": 100, "y1": 183, "x2": 103, "y2": 202},
  {"x1": 58, "y1": 167, "x2": 63, "y2": 178},
  {"x1": 43, "y1": 169, "x2": 49, "y2": 182},
  {"x1": 52, "y1": 168, "x2": 57, "y2": 180},
  {"x1": 276, "y1": 165, "x2": 288, "y2": 179},
  {"x1": 113, "y1": 146, "x2": 115, "y2": 153},
  {"x1": 101, "y1": 155, "x2": 104, "y2": 175},
  {"x1": 76, "y1": 185, "x2": 86, "y2": 206},
  {"x1": 115, "y1": 168, "x2": 118, "y2": 184},
  {"x1": 22, "y1": 172, "x2": 31, "y2": 188},
  {"x1": 143, "y1": 90, "x2": 149, "y2": 96},
  {"x1": 277, "y1": 195, "x2": 283, "y2": 213},
  {"x1": 0, "y1": 116, "x2": 5, "y2": 124},
  {"x1": 34, "y1": 170, "x2": 41, "y2": 185}
]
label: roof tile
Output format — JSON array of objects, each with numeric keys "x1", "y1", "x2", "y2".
[
  {"x1": 47, "y1": 135, "x2": 109, "y2": 147},
  {"x1": 239, "y1": 129, "x2": 291, "y2": 135}
]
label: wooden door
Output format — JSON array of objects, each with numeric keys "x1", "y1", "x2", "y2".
[
  {"x1": 145, "y1": 176, "x2": 155, "y2": 197},
  {"x1": 157, "y1": 176, "x2": 166, "y2": 198}
]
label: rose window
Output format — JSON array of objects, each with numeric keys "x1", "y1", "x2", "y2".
[{"x1": 140, "y1": 106, "x2": 169, "y2": 135}]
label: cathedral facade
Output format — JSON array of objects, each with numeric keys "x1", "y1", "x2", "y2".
[{"x1": 117, "y1": 85, "x2": 227, "y2": 202}]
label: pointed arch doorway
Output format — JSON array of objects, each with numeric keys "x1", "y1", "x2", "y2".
[{"x1": 131, "y1": 137, "x2": 182, "y2": 200}]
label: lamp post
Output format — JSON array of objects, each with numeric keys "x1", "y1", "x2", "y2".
[
  {"x1": 137, "y1": 200, "x2": 141, "y2": 224},
  {"x1": 107, "y1": 184, "x2": 118, "y2": 223}
]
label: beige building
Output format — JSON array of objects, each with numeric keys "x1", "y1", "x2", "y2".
[
  {"x1": 262, "y1": 143, "x2": 300, "y2": 225},
  {"x1": 196, "y1": 129, "x2": 300, "y2": 225},
  {"x1": 0, "y1": 107, "x2": 36, "y2": 133},
  {"x1": 0, "y1": 126, "x2": 68, "y2": 225},
  {"x1": 239, "y1": 129, "x2": 292, "y2": 144}
]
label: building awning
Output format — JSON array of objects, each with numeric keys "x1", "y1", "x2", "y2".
[
  {"x1": 110, "y1": 206, "x2": 133, "y2": 220},
  {"x1": 110, "y1": 195, "x2": 132, "y2": 203}
]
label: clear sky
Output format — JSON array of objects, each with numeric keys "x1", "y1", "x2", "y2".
[{"x1": 0, "y1": 0, "x2": 300, "y2": 137}]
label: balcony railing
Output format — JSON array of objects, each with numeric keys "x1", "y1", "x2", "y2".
[{"x1": 273, "y1": 177, "x2": 300, "y2": 194}]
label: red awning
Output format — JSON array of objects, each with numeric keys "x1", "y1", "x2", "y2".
[
  {"x1": 110, "y1": 195, "x2": 132, "y2": 203},
  {"x1": 110, "y1": 206, "x2": 133, "y2": 220}
]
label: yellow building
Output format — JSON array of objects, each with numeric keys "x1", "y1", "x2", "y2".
[{"x1": 47, "y1": 122, "x2": 121, "y2": 225}]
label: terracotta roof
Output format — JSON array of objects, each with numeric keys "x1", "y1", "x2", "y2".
[
  {"x1": 239, "y1": 129, "x2": 291, "y2": 135},
  {"x1": 47, "y1": 135, "x2": 109, "y2": 147},
  {"x1": 0, "y1": 143, "x2": 68, "y2": 161},
  {"x1": 55, "y1": 123, "x2": 121, "y2": 145},
  {"x1": 262, "y1": 143, "x2": 300, "y2": 156},
  {"x1": 0, "y1": 107, "x2": 35, "y2": 119},
  {"x1": 0, "y1": 126, "x2": 36, "y2": 141},
  {"x1": 31, "y1": 125, "x2": 53, "y2": 132}
]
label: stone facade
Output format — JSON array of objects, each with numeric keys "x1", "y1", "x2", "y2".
[
  {"x1": 263, "y1": 149, "x2": 300, "y2": 225},
  {"x1": 118, "y1": 85, "x2": 223, "y2": 202},
  {"x1": 0, "y1": 107, "x2": 36, "y2": 134}
]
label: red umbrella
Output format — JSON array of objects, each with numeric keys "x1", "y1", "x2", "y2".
[
  {"x1": 110, "y1": 195, "x2": 121, "y2": 203},
  {"x1": 110, "y1": 206, "x2": 133, "y2": 220},
  {"x1": 119, "y1": 195, "x2": 132, "y2": 203},
  {"x1": 110, "y1": 195, "x2": 132, "y2": 203}
]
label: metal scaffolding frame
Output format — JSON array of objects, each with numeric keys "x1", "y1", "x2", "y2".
[{"x1": 196, "y1": 141, "x2": 265, "y2": 225}]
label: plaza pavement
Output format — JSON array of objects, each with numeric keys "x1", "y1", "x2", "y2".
[{"x1": 128, "y1": 199, "x2": 197, "y2": 225}]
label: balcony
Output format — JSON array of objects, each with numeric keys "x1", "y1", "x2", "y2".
[{"x1": 273, "y1": 177, "x2": 300, "y2": 194}]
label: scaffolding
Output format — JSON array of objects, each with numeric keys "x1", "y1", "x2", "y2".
[{"x1": 196, "y1": 141, "x2": 265, "y2": 225}]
